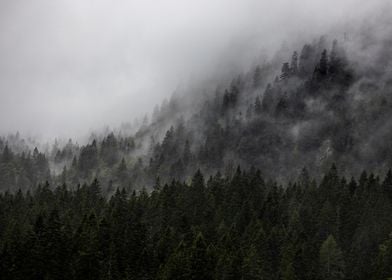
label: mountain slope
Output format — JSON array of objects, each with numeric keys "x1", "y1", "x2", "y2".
[{"x1": 1, "y1": 34, "x2": 392, "y2": 192}]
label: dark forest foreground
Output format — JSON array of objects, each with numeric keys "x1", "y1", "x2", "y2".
[{"x1": 1, "y1": 166, "x2": 392, "y2": 279}]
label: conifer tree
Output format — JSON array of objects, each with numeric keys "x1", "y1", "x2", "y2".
[
  {"x1": 253, "y1": 66, "x2": 262, "y2": 88},
  {"x1": 319, "y1": 235, "x2": 345, "y2": 280},
  {"x1": 280, "y1": 63, "x2": 291, "y2": 80},
  {"x1": 290, "y1": 51, "x2": 298, "y2": 75},
  {"x1": 254, "y1": 96, "x2": 263, "y2": 115}
]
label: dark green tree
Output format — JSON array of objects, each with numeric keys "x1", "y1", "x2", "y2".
[{"x1": 319, "y1": 235, "x2": 345, "y2": 280}]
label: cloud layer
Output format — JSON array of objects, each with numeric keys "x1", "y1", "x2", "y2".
[{"x1": 0, "y1": 0, "x2": 389, "y2": 139}]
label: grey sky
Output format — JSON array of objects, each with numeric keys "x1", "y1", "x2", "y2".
[{"x1": 0, "y1": 0, "x2": 388, "y2": 139}]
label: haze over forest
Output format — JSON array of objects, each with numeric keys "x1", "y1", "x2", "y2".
[
  {"x1": 0, "y1": 0, "x2": 389, "y2": 139},
  {"x1": 2, "y1": 1, "x2": 392, "y2": 280}
]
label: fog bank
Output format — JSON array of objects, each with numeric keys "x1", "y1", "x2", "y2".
[{"x1": 0, "y1": 0, "x2": 389, "y2": 139}]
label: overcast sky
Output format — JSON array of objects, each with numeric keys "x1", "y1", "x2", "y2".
[{"x1": 0, "y1": 0, "x2": 389, "y2": 139}]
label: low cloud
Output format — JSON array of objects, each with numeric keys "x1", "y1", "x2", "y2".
[{"x1": 0, "y1": 0, "x2": 389, "y2": 139}]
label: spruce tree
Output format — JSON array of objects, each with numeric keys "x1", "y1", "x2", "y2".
[{"x1": 319, "y1": 235, "x2": 345, "y2": 280}]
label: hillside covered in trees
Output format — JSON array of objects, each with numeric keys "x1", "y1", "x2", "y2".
[
  {"x1": 1, "y1": 31, "x2": 392, "y2": 279},
  {"x1": 1, "y1": 166, "x2": 392, "y2": 279},
  {"x1": 1, "y1": 34, "x2": 392, "y2": 192}
]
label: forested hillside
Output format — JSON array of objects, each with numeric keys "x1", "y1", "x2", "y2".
[
  {"x1": 1, "y1": 33, "x2": 392, "y2": 279},
  {"x1": 1, "y1": 166, "x2": 392, "y2": 279},
  {"x1": 1, "y1": 35, "x2": 392, "y2": 192},
  {"x1": 2, "y1": 0, "x2": 392, "y2": 278}
]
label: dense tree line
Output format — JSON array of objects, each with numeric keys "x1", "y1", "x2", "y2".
[
  {"x1": 0, "y1": 145, "x2": 50, "y2": 192},
  {"x1": 1, "y1": 165, "x2": 392, "y2": 279}
]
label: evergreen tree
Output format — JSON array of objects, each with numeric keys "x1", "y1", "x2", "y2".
[
  {"x1": 254, "y1": 96, "x2": 263, "y2": 115},
  {"x1": 117, "y1": 158, "x2": 128, "y2": 186},
  {"x1": 319, "y1": 235, "x2": 345, "y2": 280},
  {"x1": 374, "y1": 233, "x2": 392, "y2": 280},
  {"x1": 314, "y1": 49, "x2": 329, "y2": 81},
  {"x1": 280, "y1": 62, "x2": 291, "y2": 80},
  {"x1": 298, "y1": 44, "x2": 314, "y2": 77},
  {"x1": 242, "y1": 244, "x2": 265, "y2": 280},
  {"x1": 158, "y1": 241, "x2": 190, "y2": 280},
  {"x1": 290, "y1": 51, "x2": 298, "y2": 75},
  {"x1": 253, "y1": 66, "x2": 262, "y2": 88},
  {"x1": 382, "y1": 169, "x2": 392, "y2": 200},
  {"x1": 188, "y1": 232, "x2": 213, "y2": 280}
]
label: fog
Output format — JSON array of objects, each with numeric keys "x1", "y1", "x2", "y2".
[{"x1": 0, "y1": 0, "x2": 389, "y2": 139}]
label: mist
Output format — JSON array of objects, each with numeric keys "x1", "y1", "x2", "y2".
[{"x1": 0, "y1": 0, "x2": 389, "y2": 139}]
